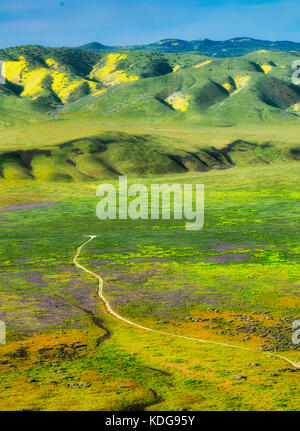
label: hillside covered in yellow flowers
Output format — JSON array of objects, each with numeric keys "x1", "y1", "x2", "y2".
[{"x1": 1, "y1": 44, "x2": 300, "y2": 127}]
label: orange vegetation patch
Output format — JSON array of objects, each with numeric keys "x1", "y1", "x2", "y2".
[
  {"x1": 270, "y1": 295, "x2": 300, "y2": 309},
  {"x1": 0, "y1": 329, "x2": 87, "y2": 357}
]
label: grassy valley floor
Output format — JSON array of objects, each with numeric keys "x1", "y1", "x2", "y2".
[{"x1": 0, "y1": 162, "x2": 299, "y2": 410}]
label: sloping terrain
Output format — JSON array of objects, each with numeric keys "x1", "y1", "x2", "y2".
[
  {"x1": 1, "y1": 46, "x2": 300, "y2": 126},
  {"x1": 79, "y1": 37, "x2": 300, "y2": 57},
  {"x1": 0, "y1": 85, "x2": 46, "y2": 128},
  {"x1": 63, "y1": 50, "x2": 300, "y2": 125},
  {"x1": 0, "y1": 46, "x2": 104, "y2": 110},
  {"x1": 0, "y1": 45, "x2": 300, "y2": 180},
  {"x1": 0, "y1": 131, "x2": 299, "y2": 181}
]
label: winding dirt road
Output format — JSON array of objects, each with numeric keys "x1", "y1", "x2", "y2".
[{"x1": 73, "y1": 235, "x2": 300, "y2": 369}]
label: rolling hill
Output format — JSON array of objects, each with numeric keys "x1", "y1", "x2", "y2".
[
  {"x1": 1, "y1": 45, "x2": 300, "y2": 123},
  {"x1": 78, "y1": 37, "x2": 300, "y2": 57},
  {"x1": 0, "y1": 44, "x2": 300, "y2": 180},
  {"x1": 63, "y1": 49, "x2": 300, "y2": 125}
]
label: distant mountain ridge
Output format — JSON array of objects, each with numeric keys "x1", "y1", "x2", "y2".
[{"x1": 78, "y1": 37, "x2": 300, "y2": 57}]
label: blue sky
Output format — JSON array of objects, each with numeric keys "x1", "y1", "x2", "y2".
[{"x1": 0, "y1": 0, "x2": 300, "y2": 48}]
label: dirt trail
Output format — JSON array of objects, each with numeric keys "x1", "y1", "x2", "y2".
[{"x1": 73, "y1": 235, "x2": 300, "y2": 369}]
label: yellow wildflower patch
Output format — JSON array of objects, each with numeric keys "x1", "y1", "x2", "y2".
[
  {"x1": 58, "y1": 80, "x2": 83, "y2": 102},
  {"x1": 90, "y1": 53, "x2": 139, "y2": 86},
  {"x1": 230, "y1": 76, "x2": 251, "y2": 96},
  {"x1": 85, "y1": 80, "x2": 98, "y2": 92},
  {"x1": 166, "y1": 92, "x2": 190, "y2": 112},
  {"x1": 91, "y1": 88, "x2": 108, "y2": 97},
  {"x1": 3, "y1": 57, "x2": 51, "y2": 97},
  {"x1": 106, "y1": 53, "x2": 128, "y2": 65},
  {"x1": 3, "y1": 52, "x2": 136, "y2": 102},
  {"x1": 222, "y1": 83, "x2": 231, "y2": 92},
  {"x1": 2, "y1": 56, "x2": 28, "y2": 83},
  {"x1": 111, "y1": 70, "x2": 139, "y2": 84},
  {"x1": 3, "y1": 57, "x2": 96, "y2": 102},
  {"x1": 173, "y1": 65, "x2": 181, "y2": 72},
  {"x1": 45, "y1": 58, "x2": 60, "y2": 69},
  {"x1": 192, "y1": 60, "x2": 212, "y2": 69},
  {"x1": 234, "y1": 76, "x2": 250, "y2": 89},
  {"x1": 21, "y1": 69, "x2": 49, "y2": 96},
  {"x1": 261, "y1": 64, "x2": 272, "y2": 74},
  {"x1": 51, "y1": 71, "x2": 88, "y2": 102}
]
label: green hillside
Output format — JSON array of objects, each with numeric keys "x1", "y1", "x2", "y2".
[
  {"x1": 63, "y1": 50, "x2": 300, "y2": 125},
  {"x1": 0, "y1": 46, "x2": 104, "y2": 113},
  {"x1": 0, "y1": 45, "x2": 300, "y2": 180},
  {"x1": 1, "y1": 129, "x2": 299, "y2": 181},
  {"x1": 1, "y1": 45, "x2": 300, "y2": 124}
]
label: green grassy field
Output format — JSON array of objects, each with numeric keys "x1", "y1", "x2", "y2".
[
  {"x1": 0, "y1": 162, "x2": 299, "y2": 411},
  {"x1": 0, "y1": 45, "x2": 299, "y2": 411}
]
